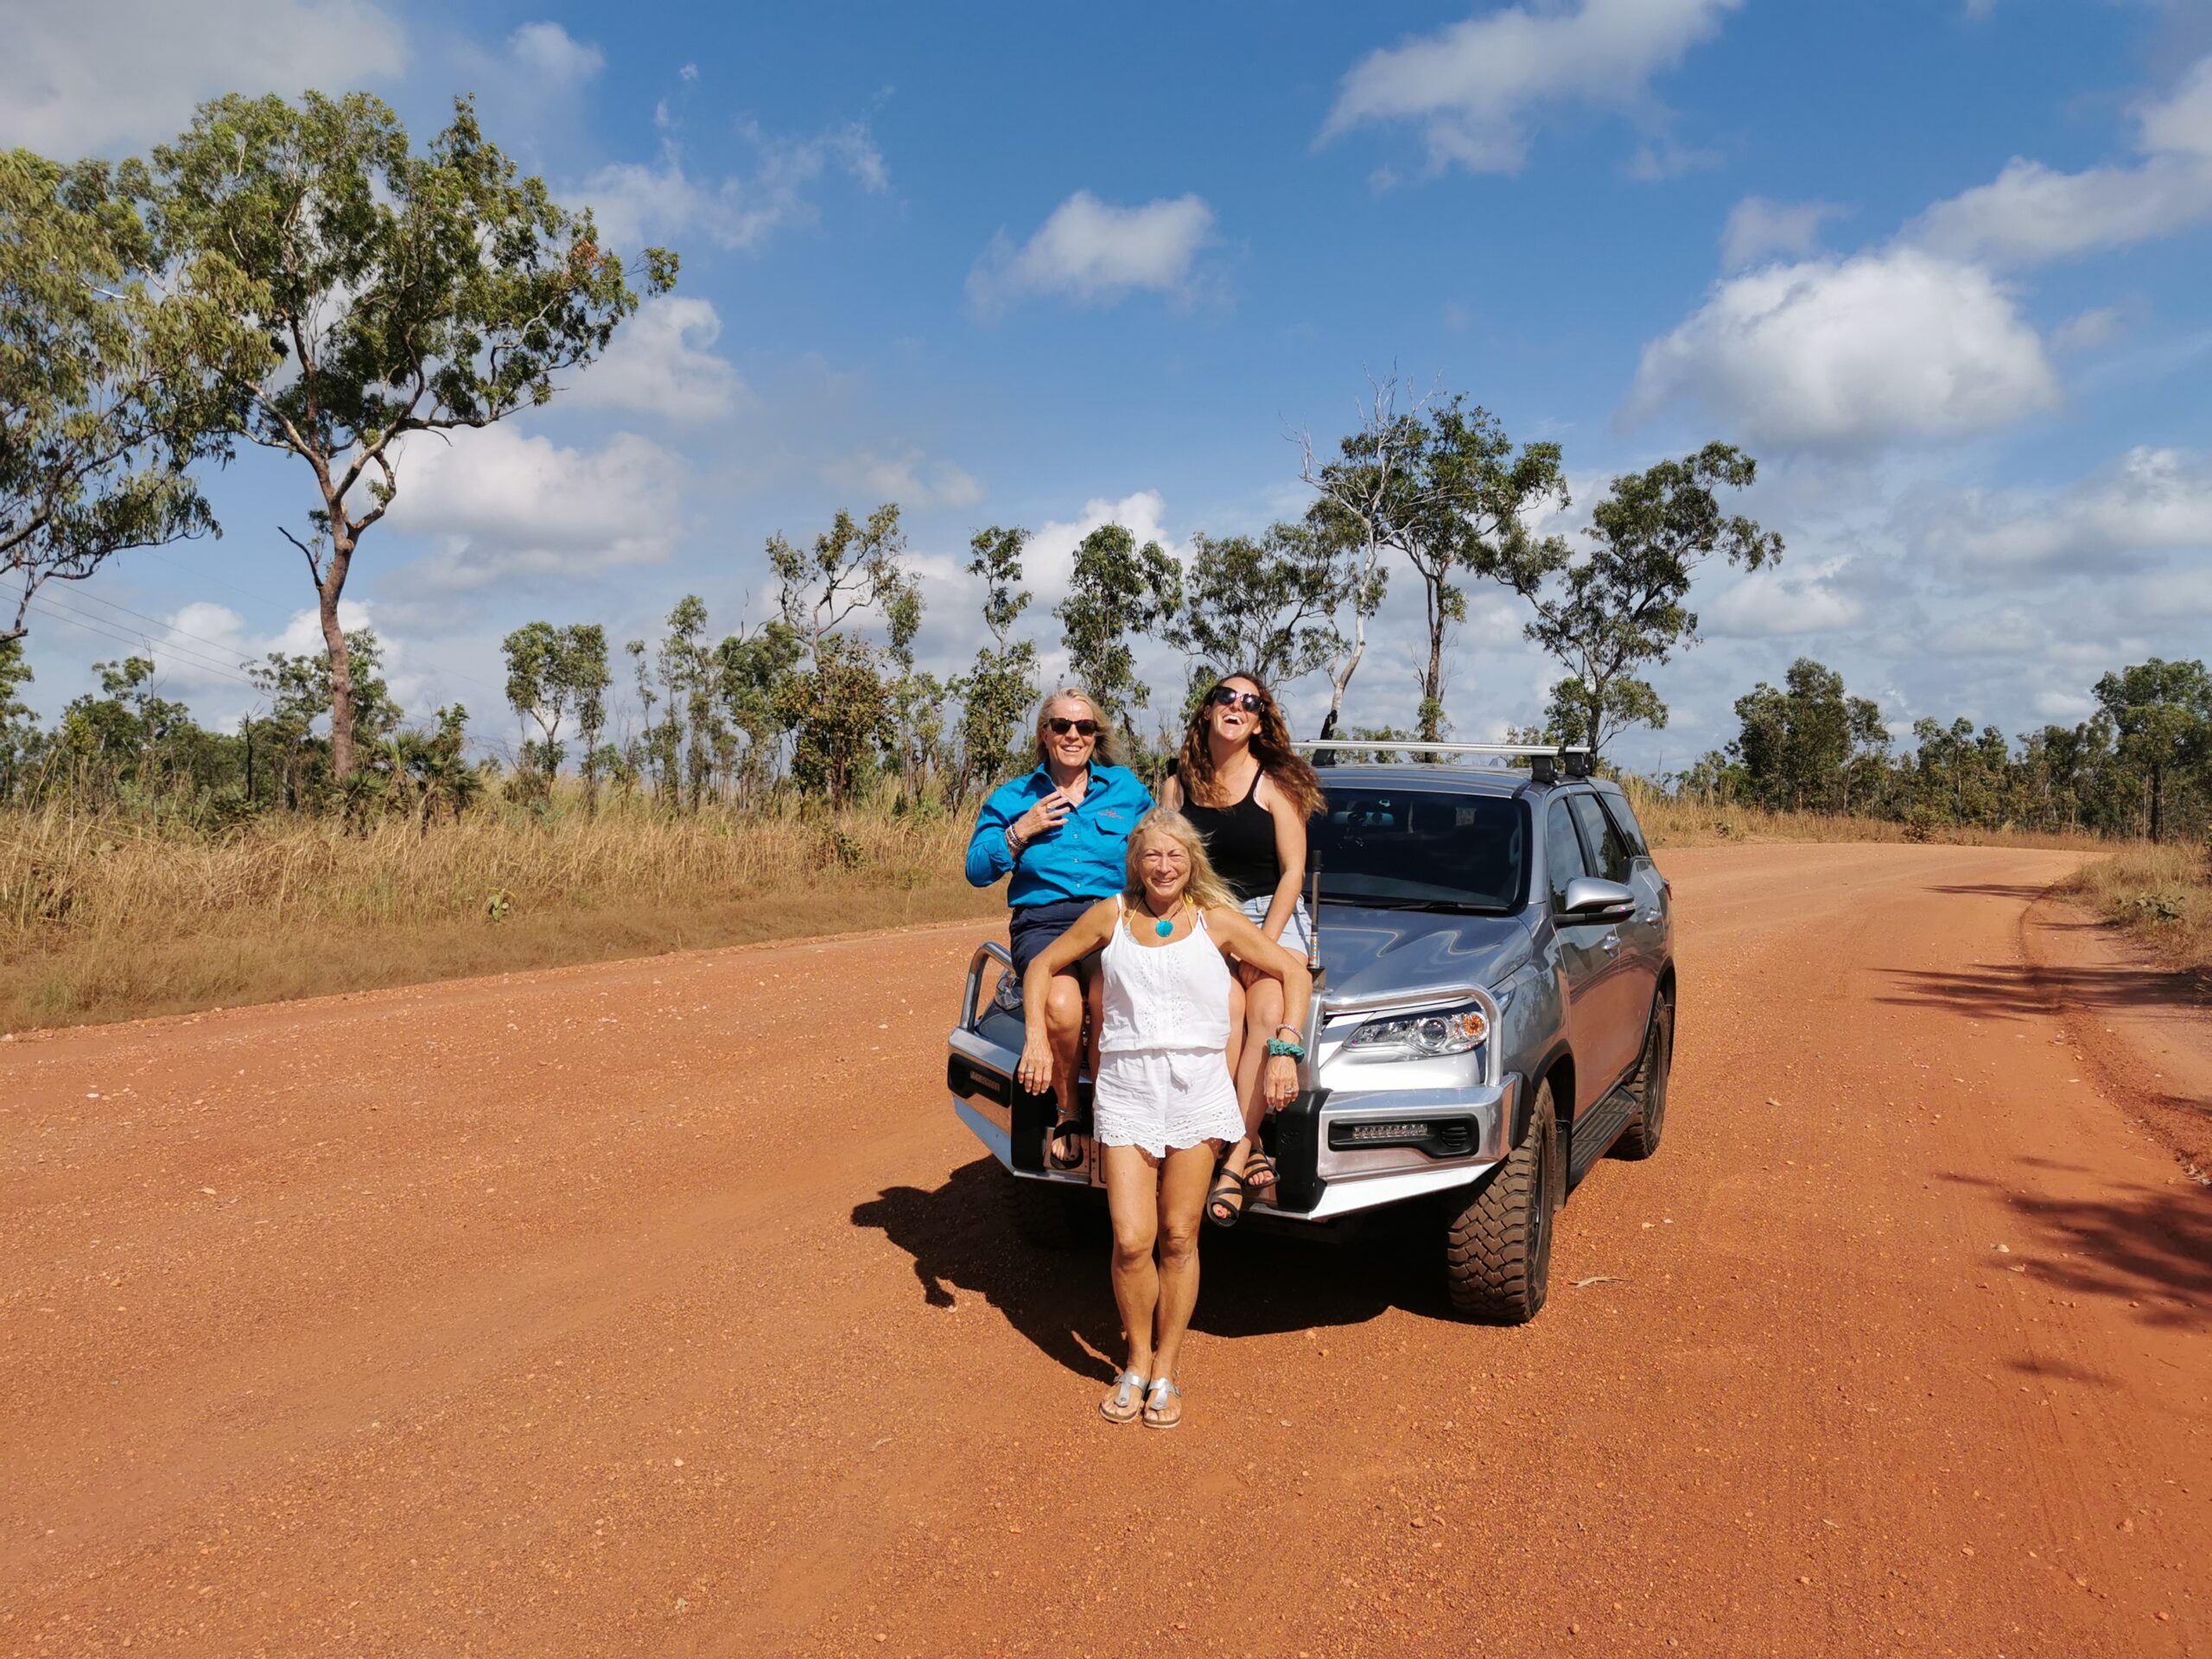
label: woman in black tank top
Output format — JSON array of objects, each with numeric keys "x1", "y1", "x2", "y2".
[{"x1": 1160, "y1": 671, "x2": 1326, "y2": 1225}]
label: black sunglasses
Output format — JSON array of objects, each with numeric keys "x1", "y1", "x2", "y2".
[
  {"x1": 1209, "y1": 687, "x2": 1264, "y2": 714},
  {"x1": 1046, "y1": 717, "x2": 1100, "y2": 737}
]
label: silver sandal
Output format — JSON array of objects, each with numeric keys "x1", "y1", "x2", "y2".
[
  {"x1": 1141, "y1": 1376, "x2": 1182, "y2": 1431},
  {"x1": 1100, "y1": 1370, "x2": 1148, "y2": 1425}
]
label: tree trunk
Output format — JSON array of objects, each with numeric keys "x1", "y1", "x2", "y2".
[
  {"x1": 1420, "y1": 584, "x2": 1446, "y2": 743},
  {"x1": 321, "y1": 539, "x2": 356, "y2": 783}
]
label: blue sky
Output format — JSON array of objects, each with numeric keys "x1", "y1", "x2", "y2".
[{"x1": 6, "y1": 0, "x2": 2210, "y2": 774}]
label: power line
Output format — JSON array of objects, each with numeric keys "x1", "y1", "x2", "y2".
[
  {"x1": 31, "y1": 590, "x2": 268, "y2": 688},
  {"x1": 23, "y1": 598, "x2": 265, "y2": 694},
  {"x1": 38, "y1": 585, "x2": 262, "y2": 671}
]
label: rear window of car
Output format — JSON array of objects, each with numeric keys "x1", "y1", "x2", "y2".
[
  {"x1": 1568, "y1": 792, "x2": 1633, "y2": 884},
  {"x1": 1311, "y1": 789, "x2": 1527, "y2": 911},
  {"x1": 1599, "y1": 789, "x2": 1650, "y2": 858}
]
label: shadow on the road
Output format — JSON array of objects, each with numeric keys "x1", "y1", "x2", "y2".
[
  {"x1": 1941, "y1": 1166, "x2": 2212, "y2": 1333},
  {"x1": 1929, "y1": 882, "x2": 2057, "y2": 901},
  {"x1": 1877, "y1": 958, "x2": 2209, "y2": 1030},
  {"x1": 851, "y1": 1157, "x2": 1445, "y2": 1382}
]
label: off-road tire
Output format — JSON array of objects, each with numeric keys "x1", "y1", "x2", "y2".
[
  {"x1": 1612, "y1": 991, "x2": 1673, "y2": 1161},
  {"x1": 1007, "y1": 1175, "x2": 1097, "y2": 1249},
  {"x1": 1443, "y1": 1083, "x2": 1561, "y2": 1324}
]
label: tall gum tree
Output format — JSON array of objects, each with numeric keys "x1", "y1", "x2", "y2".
[
  {"x1": 139, "y1": 91, "x2": 673, "y2": 780},
  {"x1": 2, "y1": 152, "x2": 242, "y2": 641}
]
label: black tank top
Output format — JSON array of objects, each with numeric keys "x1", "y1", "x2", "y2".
[{"x1": 1182, "y1": 767, "x2": 1277, "y2": 902}]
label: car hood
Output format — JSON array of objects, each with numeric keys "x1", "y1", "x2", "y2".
[{"x1": 1313, "y1": 905, "x2": 1534, "y2": 1005}]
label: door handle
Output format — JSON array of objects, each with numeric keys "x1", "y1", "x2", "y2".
[{"x1": 1601, "y1": 931, "x2": 1621, "y2": 955}]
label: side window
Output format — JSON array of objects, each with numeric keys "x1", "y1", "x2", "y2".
[
  {"x1": 1601, "y1": 791, "x2": 1649, "y2": 858},
  {"x1": 1569, "y1": 793, "x2": 1632, "y2": 883},
  {"x1": 1545, "y1": 798, "x2": 1588, "y2": 911}
]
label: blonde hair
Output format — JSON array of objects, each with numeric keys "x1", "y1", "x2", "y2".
[
  {"x1": 1123, "y1": 808, "x2": 1239, "y2": 914},
  {"x1": 1032, "y1": 687, "x2": 1122, "y2": 768}
]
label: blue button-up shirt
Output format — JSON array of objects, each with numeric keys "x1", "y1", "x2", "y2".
[{"x1": 965, "y1": 761, "x2": 1154, "y2": 908}]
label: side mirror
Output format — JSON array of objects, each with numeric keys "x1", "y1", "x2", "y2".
[{"x1": 1560, "y1": 875, "x2": 1636, "y2": 922}]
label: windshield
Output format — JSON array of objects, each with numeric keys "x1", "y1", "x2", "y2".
[{"x1": 1310, "y1": 787, "x2": 1527, "y2": 912}]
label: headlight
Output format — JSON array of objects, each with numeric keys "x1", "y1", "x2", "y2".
[{"x1": 1343, "y1": 1002, "x2": 1489, "y2": 1057}]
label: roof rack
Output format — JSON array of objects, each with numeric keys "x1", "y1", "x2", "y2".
[{"x1": 1297, "y1": 739, "x2": 1592, "y2": 781}]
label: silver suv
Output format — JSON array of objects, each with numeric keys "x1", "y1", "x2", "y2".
[{"x1": 944, "y1": 746, "x2": 1675, "y2": 1324}]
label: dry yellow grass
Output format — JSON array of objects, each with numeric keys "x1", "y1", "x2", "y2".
[
  {"x1": 1622, "y1": 781, "x2": 2098, "y2": 851},
  {"x1": 2063, "y1": 841, "x2": 2212, "y2": 982},
  {"x1": 0, "y1": 802, "x2": 1001, "y2": 1031}
]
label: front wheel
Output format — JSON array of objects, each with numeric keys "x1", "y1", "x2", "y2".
[
  {"x1": 1442, "y1": 1083, "x2": 1561, "y2": 1324},
  {"x1": 1612, "y1": 992, "x2": 1673, "y2": 1161}
]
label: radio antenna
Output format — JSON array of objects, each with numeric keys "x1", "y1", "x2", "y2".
[{"x1": 1306, "y1": 849, "x2": 1323, "y2": 978}]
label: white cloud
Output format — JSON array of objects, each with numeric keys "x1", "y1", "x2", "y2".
[
  {"x1": 577, "y1": 123, "x2": 887, "y2": 252},
  {"x1": 1321, "y1": 0, "x2": 1740, "y2": 174},
  {"x1": 820, "y1": 449, "x2": 983, "y2": 510},
  {"x1": 387, "y1": 425, "x2": 686, "y2": 591},
  {"x1": 1914, "y1": 446, "x2": 2212, "y2": 573},
  {"x1": 1704, "y1": 562, "x2": 1865, "y2": 637},
  {"x1": 0, "y1": 0, "x2": 407, "y2": 155},
  {"x1": 1625, "y1": 248, "x2": 2058, "y2": 450},
  {"x1": 968, "y1": 192, "x2": 1215, "y2": 313},
  {"x1": 568, "y1": 296, "x2": 742, "y2": 421},
  {"x1": 508, "y1": 21, "x2": 603, "y2": 86},
  {"x1": 1908, "y1": 54, "x2": 2212, "y2": 265},
  {"x1": 1720, "y1": 196, "x2": 1847, "y2": 270}
]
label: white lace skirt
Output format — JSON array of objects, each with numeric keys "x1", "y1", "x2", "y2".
[{"x1": 1092, "y1": 1046, "x2": 1247, "y2": 1158}]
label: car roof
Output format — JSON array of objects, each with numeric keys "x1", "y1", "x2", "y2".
[{"x1": 1314, "y1": 763, "x2": 1547, "y2": 798}]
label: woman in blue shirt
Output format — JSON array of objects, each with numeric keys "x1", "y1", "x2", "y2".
[{"x1": 966, "y1": 690, "x2": 1154, "y2": 1167}]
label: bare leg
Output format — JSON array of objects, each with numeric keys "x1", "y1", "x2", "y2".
[
  {"x1": 1224, "y1": 975, "x2": 1247, "y2": 1082},
  {"x1": 1235, "y1": 968, "x2": 1285, "y2": 1135},
  {"x1": 1043, "y1": 970, "x2": 1084, "y2": 1122},
  {"x1": 1103, "y1": 1145, "x2": 1161, "y2": 1377},
  {"x1": 1149, "y1": 1143, "x2": 1217, "y2": 1384}
]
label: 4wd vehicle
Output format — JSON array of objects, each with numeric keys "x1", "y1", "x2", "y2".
[{"x1": 944, "y1": 743, "x2": 1675, "y2": 1323}]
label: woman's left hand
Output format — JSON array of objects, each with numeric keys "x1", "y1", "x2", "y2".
[{"x1": 1264, "y1": 1053, "x2": 1300, "y2": 1109}]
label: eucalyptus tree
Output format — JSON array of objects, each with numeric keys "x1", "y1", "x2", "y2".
[
  {"x1": 1055, "y1": 521, "x2": 1181, "y2": 732},
  {"x1": 2092, "y1": 658, "x2": 2212, "y2": 842},
  {"x1": 1511, "y1": 442, "x2": 1783, "y2": 753},
  {"x1": 770, "y1": 504, "x2": 918, "y2": 808},
  {"x1": 500, "y1": 620, "x2": 609, "y2": 804},
  {"x1": 1, "y1": 151, "x2": 238, "y2": 641},
  {"x1": 139, "y1": 91, "x2": 674, "y2": 781},
  {"x1": 957, "y1": 524, "x2": 1038, "y2": 791},
  {"x1": 1166, "y1": 521, "x2": 1353, "y2": 695},
  {"x1": 1303, "y1": 383, "x2": 1562, "y2": 741}
]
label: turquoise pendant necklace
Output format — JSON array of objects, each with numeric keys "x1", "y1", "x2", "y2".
[{"x1": 1142, "y1": 897, "x2": 1178, "y2": 938}]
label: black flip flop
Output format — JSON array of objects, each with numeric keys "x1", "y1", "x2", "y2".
[{"x1": 1046, "y1": 1113, "x2": 1089, "y2": 1171}]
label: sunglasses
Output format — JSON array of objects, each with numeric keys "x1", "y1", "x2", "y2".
[
  {"x1": 1046, "y1": 717, "x2": 1100, "y2": 737},
  {"x1": 1209, "y1": 687, "x2": 1265, "y2": 714}
]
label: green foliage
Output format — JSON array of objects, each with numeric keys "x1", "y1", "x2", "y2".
[
  {"x1": 137, "y1": 90, "x2": 673, "y2": 779},
  {"x1": 957, "y1": 525, "x2": 1038, "y2": 791},
  {"x1": 1165, "y1": 522, "x2": 1351, "y2": 695},
  {"x1": 1055, "y1": 521, "x2": 1181, "y2": 730},
  {"x1": 770, "y1": 505, "x2": 918, "y2": 810},
  {"x1": 1515, "y1": 442, "x2": 1782, "y2": 753},
  {"x1": 1, "y1": 150, "x2": 235, "y2": 639},
  {"x1": 2092, "y1": 658, "x2": 2212, "y2": 842},
  {"x1": 1307, "y1": 390, "x2": 1566, "y2": 741},
  {"x1": 501, "y1": 621, "x2": 610, "y2": 804}
]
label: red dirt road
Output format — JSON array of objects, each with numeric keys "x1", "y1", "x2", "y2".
[{"x1": 3, "y1": 844, "x2": 2207, "y2": 1656}]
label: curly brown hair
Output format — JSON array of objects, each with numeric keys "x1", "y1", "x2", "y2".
[{"x1": 1176, "y1": 671, "x2": 1325, "y2": 820}]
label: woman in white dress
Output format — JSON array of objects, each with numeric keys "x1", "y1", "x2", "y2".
[{"x1": 1017, "y1": 809, "x2": 1312, "y2": 1429}]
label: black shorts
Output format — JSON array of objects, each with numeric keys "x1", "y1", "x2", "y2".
[{"x1": 1007, "y1": 897, "x2": 1105, "y2": 981}]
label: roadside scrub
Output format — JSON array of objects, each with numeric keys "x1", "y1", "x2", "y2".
[
  {"x1": 2064, "y1": 841, "x2": 2212, "y2": 982},
  {"x1": 0, "y1": 802, "x2": 999, "y2": 1031}
]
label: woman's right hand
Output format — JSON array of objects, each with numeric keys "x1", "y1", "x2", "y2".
[
  {"x1": 1013, "y1": 789, "x2": 1071, "y2": 844},
  {"x1": 1016, "y1": 1033, "x2": 1055, "y2": 1096}
]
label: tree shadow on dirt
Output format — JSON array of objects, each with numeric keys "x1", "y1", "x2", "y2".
[
  {"x1": 1929, "y1": 883, "x2": 2061, "y2": 902},
  {"x1": 851, "y1": 1158, "x2": 1450, "y2": 1382},
  {"x1": 1940, "y1": 1167, "x2": 2212, "y2": 1333},
  {"x1": 1877, "y1": 960, "x2": 2210, "y2": 1031}
]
